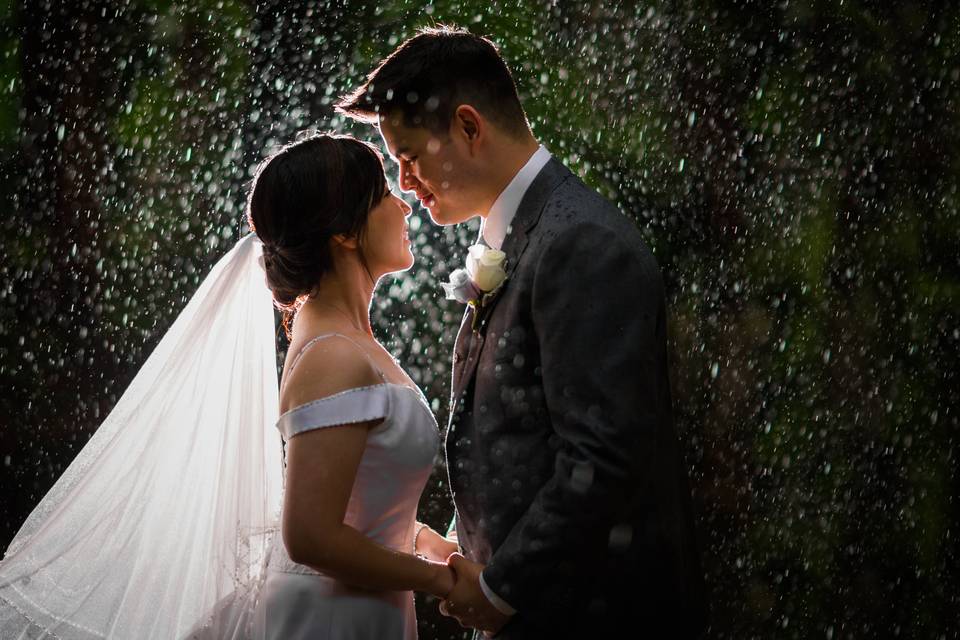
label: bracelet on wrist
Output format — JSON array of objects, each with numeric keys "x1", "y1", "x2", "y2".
[{"x1": 413, "y1": 522, "x2": 429, "y2": 556}]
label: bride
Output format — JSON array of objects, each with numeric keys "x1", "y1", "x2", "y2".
[{"x1": 0, "y1": 133, "x2": 459, "y2": 638}]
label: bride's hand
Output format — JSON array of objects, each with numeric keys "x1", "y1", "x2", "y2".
[
  {"x1": 415, "y1": 525, "x2": 460, "y2": 563},
  {"x1": 431, "y1": 536, "x2": 459, "y2": 562}
]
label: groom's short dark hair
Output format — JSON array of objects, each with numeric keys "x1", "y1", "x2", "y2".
[{"x1": 336, "y1": 26, "x2": 529, "y2": 137}]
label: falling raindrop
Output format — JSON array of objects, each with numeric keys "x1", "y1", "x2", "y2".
[{"x1": 2, "y1": 2, "x2": 957, "y2": 639}]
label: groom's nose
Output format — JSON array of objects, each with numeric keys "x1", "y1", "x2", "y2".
[{"x1": 398, "y1": 160, "x2": 420, "y2": 193}]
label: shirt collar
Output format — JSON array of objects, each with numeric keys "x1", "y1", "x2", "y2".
[{"x1": 479, "y1": 145, "x2": 551, "y2": 250}]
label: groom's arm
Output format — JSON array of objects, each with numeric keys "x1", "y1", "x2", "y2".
[{"x1": 481, "y1": 220, "x2": 666, "y2": 612}]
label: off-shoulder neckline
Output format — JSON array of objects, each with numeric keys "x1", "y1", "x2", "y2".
[{"x1": 277, "y1": 382, "x2": 430, "y2": 421}]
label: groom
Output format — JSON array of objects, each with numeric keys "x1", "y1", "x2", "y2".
[{"x1": 339, "y1": 27, "x2": 707, "y2": 638}]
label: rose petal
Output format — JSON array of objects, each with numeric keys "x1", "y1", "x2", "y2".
[
  {"x1": 480, "y1": 249, "x2": 506, "y2": 267},
  {"x1": 449, "y1": 268, "x2": 470, "y2": 286},
  {"x1": 466, "y1": 255, "x2": 480, "y2": 279},
  {"x1": 474, "y1": 265, "x2": 507, "y2": 291},
  {"x1": 468, "y1": 245, "x2": 487, "y2": 260}
]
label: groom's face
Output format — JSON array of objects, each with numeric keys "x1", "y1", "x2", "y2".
[{"x1": 378, "y1": 114, "x2": 480, "y2": 226}]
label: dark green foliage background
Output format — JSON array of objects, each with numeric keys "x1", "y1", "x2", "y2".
[{"x1": 1, "y1": 1, "x2": 957, "y2": 638}]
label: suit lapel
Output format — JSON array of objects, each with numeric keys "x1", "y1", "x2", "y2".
[
  {"x1": 448, "y1": 159, "x2": 571, "y2": 423},
  {"x1": 450, "y1": 306, "x2": 473, "y2": 406}
]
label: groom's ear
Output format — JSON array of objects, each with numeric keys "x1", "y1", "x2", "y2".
[{"x1": 452, "y1": 105, "x2": 483, "y2": 152}]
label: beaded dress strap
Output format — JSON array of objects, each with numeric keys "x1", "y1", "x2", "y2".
[{"x1": 281, "y1": 332, "x2": 388, "y2": 394}]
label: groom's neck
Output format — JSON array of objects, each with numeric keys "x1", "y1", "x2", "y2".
[{"x1": 478, "y1": 132, "x2": 540, "y2": 217}]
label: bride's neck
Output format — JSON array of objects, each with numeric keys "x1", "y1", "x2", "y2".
[{"x1": 299, "y1": 269, "x2": 376, "y2": 338}]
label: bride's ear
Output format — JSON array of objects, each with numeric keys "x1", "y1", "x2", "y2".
[{"x1": 331, "y1": 233, "x2": 360, "y2": 250}]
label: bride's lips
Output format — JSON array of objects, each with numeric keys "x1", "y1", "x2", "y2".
[{"x1": 418, "y1": 193, "x2": 436, "y2": 209}]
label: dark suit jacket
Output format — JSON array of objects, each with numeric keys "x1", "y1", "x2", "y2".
[{"x1": 445, "y1": 158, "x2": 707, "y2": 638}]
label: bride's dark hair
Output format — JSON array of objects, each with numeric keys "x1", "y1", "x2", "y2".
[{"x1": 246, "y1": 132, "x2": 388, "y2": 336}]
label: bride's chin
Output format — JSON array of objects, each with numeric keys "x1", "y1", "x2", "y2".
[{"x1": 388, "y1": 256, "x2": 415, "y2": 275}]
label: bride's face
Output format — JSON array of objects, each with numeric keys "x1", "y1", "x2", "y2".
[{"x1": 361, "y1": 184, "x2": 414, "y2": 277}]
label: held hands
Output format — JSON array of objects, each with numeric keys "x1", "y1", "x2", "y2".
[
  {"x1": 439, "y1": 553, "x2": 511, "y2": 636},
  {"x1": 429, "y1": 561, "x2": 456, "y2": 599},
  {"x1": 416, "y1": 525, "x2": 458, "y2": 598}
]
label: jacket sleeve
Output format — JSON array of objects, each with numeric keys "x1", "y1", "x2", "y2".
[{"x1": 481, "y1": 220, "x2": 668, "y2": 611}]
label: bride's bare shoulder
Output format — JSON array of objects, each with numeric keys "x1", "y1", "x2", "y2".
[{"x1": 280, "y1": 332, "x2": 383, "y2": 414}]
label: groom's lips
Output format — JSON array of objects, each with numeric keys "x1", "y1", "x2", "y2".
[{"x1": 417, "y1": 192, "x2": 435, "y2": 208}]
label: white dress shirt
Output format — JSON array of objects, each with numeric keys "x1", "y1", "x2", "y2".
[{"x1": 475, "y1": 144, "x2": 551, "y2": 617}]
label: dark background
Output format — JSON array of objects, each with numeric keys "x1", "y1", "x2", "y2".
[{"x1": 1, "y1": 1, "x2": 957, "y2": 638}]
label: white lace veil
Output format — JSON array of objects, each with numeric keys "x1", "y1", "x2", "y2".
[{"x1": 0, "y1": 233, "x2": 283, "y2": 639}]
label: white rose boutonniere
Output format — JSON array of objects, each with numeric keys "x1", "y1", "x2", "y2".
[
  {"x1": 465, "y1": 245, "x2": 507, "y2": 291},
  {"x1": 441, "y1": 244, "x2": 508, "y2": 330}
]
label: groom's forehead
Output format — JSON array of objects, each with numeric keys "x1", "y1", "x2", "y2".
[{"x1": 379, "y1": 115, "x2": 427, "y2": 157}]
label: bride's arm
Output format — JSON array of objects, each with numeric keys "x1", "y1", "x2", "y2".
[
  {"x1": 279, "y1": 337, "x2": 454, "y2": 598},
  {"x1": 282, "y1": 420, "x2": 454, "y2": 598}
]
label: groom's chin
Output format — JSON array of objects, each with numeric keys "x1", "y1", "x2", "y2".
[
  {"x1": 426, "y1": 209, "x2": 453, "y2": 226},
  {"x1": 430, "y1": 213, "x2": 455, "y2": 227},
  {"x1": 429, "y1": 207, "x2": 476, "y2": 227}
]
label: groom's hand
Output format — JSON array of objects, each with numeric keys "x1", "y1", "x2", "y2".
[{"x1": 439, "y1": 553, "x2": 510, "y2": 635}]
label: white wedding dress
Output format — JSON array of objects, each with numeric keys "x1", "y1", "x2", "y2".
[
  {"x1": 249, "y1": 333, "x2": 440, "y2": 639},
  {"x1": 0, "y1": 235, "x2": 440, "y2": 639}
]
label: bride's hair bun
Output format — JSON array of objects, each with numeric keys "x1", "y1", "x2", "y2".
[
  {"x1": 259, "y1": 241, "x2": 322, "y2": 308},
  {"x1": 246, "y1": 133, "x2": 388, "y2": 333}
]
